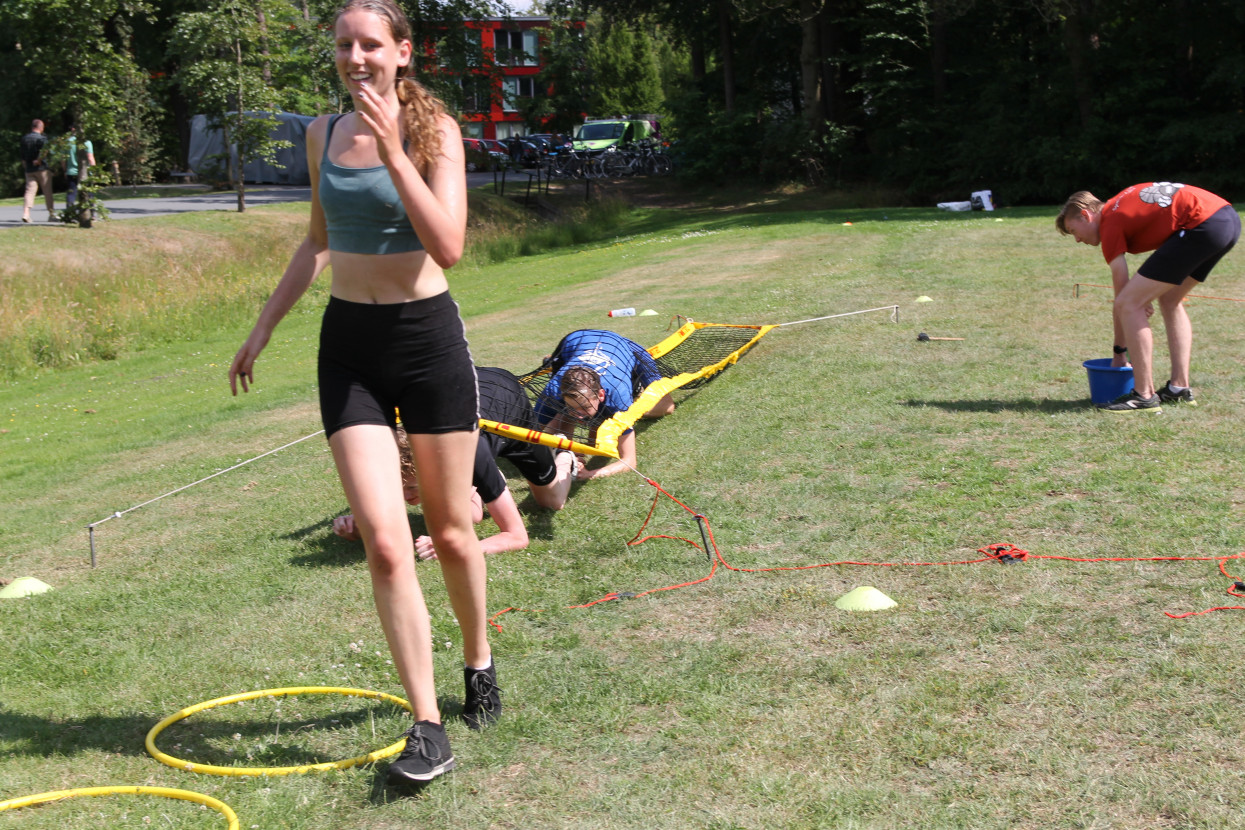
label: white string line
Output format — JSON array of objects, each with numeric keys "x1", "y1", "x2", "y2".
[
  {"x1": 82, "y1": 303, "x2": 896, "y2": 545},
  {"x1": 86, "y1": 430, "x2": 326, "y2": 530},
  {"x1": 777, "y1": 305, "x2": 899, "y2": 327}
]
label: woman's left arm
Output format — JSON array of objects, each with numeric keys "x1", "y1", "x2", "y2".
[
  {"x1": 394, "y1": 115, "x2": 467, "y2": 267},
  {"x1": 355, "y1": 86, "x2": 467, "y2": 268}
]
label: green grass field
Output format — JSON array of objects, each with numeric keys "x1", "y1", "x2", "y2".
[{"x1": 2, "y1": 186, "x2": 1244, "y2": 829}]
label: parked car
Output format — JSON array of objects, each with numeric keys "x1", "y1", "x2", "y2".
[
  {"x1": 463, "y1": 138, "x2": 506, "y2": 172},
  {"x1": 481, "y1": 138, "x2": 508, "y2": 156},
  {"x1": 528, "y1": 133, "x2": 573, "y2": 154},
  {"x1": 522, "y1": 135, "x2": 553, "y2": 156},
  {"x1": 504, "y1": 136, "x2": 545, "y2": 167}
]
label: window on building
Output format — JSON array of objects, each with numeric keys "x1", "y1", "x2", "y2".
[
  {"x1": 457, "y1": 78, "x2": 485, "y2": 114},
  {"x1": 440, "y1": 27, "x2": 483, "y2": 68},
  {"x1": 496, "y1": 29, "x2": 539, "y2": 66},
  {"x1": 495, "y1": 122, "x2": 524, "y2": 140},
  {"x1": 457, "y1": 74, "x2": 499, "y2": 114},
  {"x1": 502, "y1": 77, "x2": 537, "y2": 112}
]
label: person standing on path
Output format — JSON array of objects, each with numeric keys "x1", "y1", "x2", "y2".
[
  {"x1": 19, "y1": 119, "x2": 54, "y2": 223},
  {"x1": 64, "y1": 125, "x2": 96, "y2": 212}
]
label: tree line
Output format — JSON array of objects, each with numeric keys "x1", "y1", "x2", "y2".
[
  {"x1": 4, "y1": 0, "x2": 1243, "y2": 204},
  {"x1": 569, "y1": 0, "x2": 1245, "y2": 203},
  {"x1": 0, "y1": 0, "x2": 520, "y2": 198}
]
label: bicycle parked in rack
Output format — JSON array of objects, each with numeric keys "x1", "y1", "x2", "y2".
[
  {"x1": 546, "y1": 149, "x2": 588, "y2": 179},
  {"x1": 529, "y1": 139, "x2": 674, "y2": 183},
  {"x1": 595, "y1": 140, "x2": 673, "y2": 178}
]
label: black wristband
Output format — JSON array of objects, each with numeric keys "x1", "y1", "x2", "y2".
[{"x1": 1113, "y1": 345, "x2": 1128, "y2": 355}]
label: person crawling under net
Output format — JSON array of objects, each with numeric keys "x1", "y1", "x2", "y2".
[
  {"x1": 335, "y1": 367, "x2": 576, "y2": 558},
  {"x1": 536, "y1": 329, "x2": 676, "y2": 480}
]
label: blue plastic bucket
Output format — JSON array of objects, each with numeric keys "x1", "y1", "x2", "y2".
[{"x1": 1083, "y1": 358, "x2": 1134, "y2": 404}]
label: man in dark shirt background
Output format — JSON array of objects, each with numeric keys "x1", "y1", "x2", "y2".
[{"x1": 20, "y1": 119, "x2": 55, "y2": 223}]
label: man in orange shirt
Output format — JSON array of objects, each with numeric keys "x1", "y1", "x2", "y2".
[{"x1": 1057, "y1": 182, "x2": 1240, "y2": 412}]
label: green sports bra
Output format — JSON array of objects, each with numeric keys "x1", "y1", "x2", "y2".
[{"x1": 319, "y1": 114, "x2": 424, "y2": 255}]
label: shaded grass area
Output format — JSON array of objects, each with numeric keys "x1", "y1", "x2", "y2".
[{"x1": 2, "y1": 189, "x2": 1244, "y2": 829}]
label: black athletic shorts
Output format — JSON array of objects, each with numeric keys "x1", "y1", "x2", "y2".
[
  {"x1": 1138, "y1": 205, "x2": 1241, "y2": 286},
  {"x1": 473, "y1": 367, "x2": 557, "y2": 503},
  {"x1": 318, "y1": 292, "x2": 478, "y2": 439}
]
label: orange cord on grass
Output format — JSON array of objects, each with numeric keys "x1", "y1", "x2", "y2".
[
  {"x1": 973, "y1": 545, "x2": 1245, "y2": 618},
  {"x1": 1161, "y1": 552, "x2": 1245, "y2": 618},
  {"x1": 487, "y1": 474, "x2": 1245, "y2": 631}
]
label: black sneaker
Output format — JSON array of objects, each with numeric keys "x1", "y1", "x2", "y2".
[
  {"x1": 463, "y1": 662, "x2": 501, "y2": 730},
  {"x1": 1098, "y1": 390, "x2": 1162, "y2": 413},
  {"x1": 386, "y1": 720, "x2": 454, "y2": 785},
  {"x1": 1157, "y1": 381, "x2": 1197, "y2": 406}
]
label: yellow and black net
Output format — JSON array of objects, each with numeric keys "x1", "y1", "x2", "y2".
[{"x1": 478, "y1": 321, "x2": 777, "y2": 459}]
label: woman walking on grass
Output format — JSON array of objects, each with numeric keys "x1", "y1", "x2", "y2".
[{"x1": 228, "y1": 0, "x2": 498, "y2": 786}]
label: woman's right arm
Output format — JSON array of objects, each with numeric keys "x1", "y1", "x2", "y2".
[
  {"x1": 229, "y1": 237, "x2": 330, "y2": 394},
  {"x1": 230, "y1": 117, "x2": 331, "y2": 395}
]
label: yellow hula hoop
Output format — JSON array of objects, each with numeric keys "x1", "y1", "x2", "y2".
[
  {"x1": 146, "y1": 686, "x2": 412, "y2": 777},
  {"x1": 0, "y1": 786, "x2": 239, "y2": 829}
]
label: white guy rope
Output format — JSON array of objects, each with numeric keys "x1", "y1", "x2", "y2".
[
  {"x1": 86, "y1": 429, "x2": 325, "y2": 567},
  {"x1": 777, "y1": 305, "x2": 899, "y2": 327}
]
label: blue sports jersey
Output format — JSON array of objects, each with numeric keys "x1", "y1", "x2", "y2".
[{"x1": 538, "y1": 329, "x2": 662, "y2": 423}]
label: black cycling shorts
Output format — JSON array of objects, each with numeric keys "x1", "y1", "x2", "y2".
[
  {"x1": 1138, "y1": 205, "x2": 1241, "y2": 286},
  {"x1": 318, "y1": 292, "x2": 478, "y2": 439}
]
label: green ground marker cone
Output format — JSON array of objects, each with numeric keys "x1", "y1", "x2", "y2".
[
  {"x1": 834, "y1": 585, "x2": 897, "y2": 611},
  {"x1": 0, "y1": 577, "x2": 53, "y2": 598}
]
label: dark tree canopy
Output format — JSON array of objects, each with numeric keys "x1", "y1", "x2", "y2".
[{"x1": 3, "y1": 0, "x2": 1243, "y2": 201}]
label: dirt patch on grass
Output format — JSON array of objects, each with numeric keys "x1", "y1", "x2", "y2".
[
  {"x1": 466, "y1": 230, "x2": 877, "y2": 333},
  {"x1": 581, "y1": 177, "x2": 912, "y2": 214}
]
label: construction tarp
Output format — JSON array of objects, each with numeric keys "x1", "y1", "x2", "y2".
[{"x1": 188, "y1": 112, "x2": 316, "y2": 185}]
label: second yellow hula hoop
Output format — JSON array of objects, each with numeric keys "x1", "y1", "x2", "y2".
[
  {"x1": 146, "y1": 686, "x2": 412, "y2": 777},
  {"x1": 0, "y1": 786, "x2": 239, "y2": 829}
]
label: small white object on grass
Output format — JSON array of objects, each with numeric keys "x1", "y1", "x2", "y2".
[
  {"x1": 834, "y1": 585, "x2": 897, "y2": 611},
  {"x1": 0, "y1": 577, "x2": 54, "y2": 598}
]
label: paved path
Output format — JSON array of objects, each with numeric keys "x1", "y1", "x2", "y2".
[
  {"x1": 1, "y1": 173, "x2": 499, "y2": 228},
  {"x1": 0, "y1": 186, "x2": 311, "y2": 228}
]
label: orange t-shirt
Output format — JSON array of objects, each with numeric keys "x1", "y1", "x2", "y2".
[{"x1": 1098, "y1": 182, "x2": 1230, "y2": 264}]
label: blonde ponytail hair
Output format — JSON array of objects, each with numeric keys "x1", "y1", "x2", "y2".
[
  {"x1": 396, "y1": 76, "x2": 446, "y2": 173},
  {"x1": 336, "y1": 0, "x2": 447, "y2": 172}
]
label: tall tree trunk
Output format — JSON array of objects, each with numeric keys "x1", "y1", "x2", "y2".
[
  {"x1": 799, "y1": 0, "x2": 827, "y2": 128},
  {"x1": 821, "y1": 3, "x2": 842, "y2": 123},
  {"x1": 1062, "y1": 0, "x2": 1094, "y2": 128},
  {"x1": 691, "y1": 38, "x2": 706, "y2": 81},
  {"x1": 929, "y1": 3, "x2": 948, "y2": 105},
  {"x1": 718, "y1": 0, "x2": 735, "y2": 113},
  {"x1": 301, "y1": 0, "x2": 317, "y2": 95},
  {"x1": 170, "y1": 82, "x2": 193, "y2": 171},
  {"x1": 257, "y1": 4, "x2": 272, "y2": 85},
  {"x1": 235, "y1": 38, "x2": 247, "y2": 213}
]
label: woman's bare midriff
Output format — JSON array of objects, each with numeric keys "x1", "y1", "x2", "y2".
[{"x1": 329, "y1": 248, "x2": 448, "y2": 304}]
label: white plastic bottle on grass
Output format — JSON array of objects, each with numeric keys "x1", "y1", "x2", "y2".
[{"x1": 608, "y1": 307, "x2": 636, "y2": 317}]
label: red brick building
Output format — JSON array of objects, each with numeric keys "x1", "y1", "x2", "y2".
[{"x1": 456, "y1": 16, "x2": 574, "y2": 141}]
